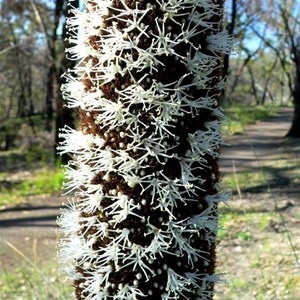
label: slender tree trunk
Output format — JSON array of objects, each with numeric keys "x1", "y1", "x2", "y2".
[
  {"x1": 287, "y1": 87, "x2": 300, "y2": 137},
  {"x1": 8, "y1": 21, "x2": 28, "y2": 118},
  {"x1": 45, "y1": 63, "x2": 56, "y2": 131},
  {"x1": 44, "y1": 0, "x2": 64, "y2": 132},
  {"x1": 287, "y1": 62, "x2": 300, "y2": 137},
  {"x1": 247, "y1": 64, "x2": 260, "y2": 105},
  {"x1": 4, "y1": 133, "x2": 11, "y2": 151},
  {"x1": 27, "y1": 64, "x2": 34, "y2": 115},
  {"x1": 222, "y1": 0, "x2": 237, "y2": 100},
  {"x1": 54, "y1": 0, "x2": 78, "y2": 163},
  {"x1": 261, "y1": 59, "x2": 277, "y2": 105}
]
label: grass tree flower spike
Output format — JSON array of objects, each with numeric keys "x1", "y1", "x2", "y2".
[{"x1": 58, "y1": 0, "x2": 234, "y2": 299}]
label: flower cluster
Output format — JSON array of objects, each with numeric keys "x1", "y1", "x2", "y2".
[{"x1": 58, "y1": 0, "x2": 233, "y2": 299}]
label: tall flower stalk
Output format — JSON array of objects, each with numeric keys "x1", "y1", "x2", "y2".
[{"x1": 58, "y1": 0, "x2": 234, "y2": 299}]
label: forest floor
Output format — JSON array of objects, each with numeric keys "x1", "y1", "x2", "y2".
[
  {"x1": 0, "y1": 107, "x2": 299, "y2": 299},
  {"x1": 216, "y1": 107, "x2": 300, "y2": 299}
]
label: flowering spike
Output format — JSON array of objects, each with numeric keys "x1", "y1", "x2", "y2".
[{"x1": 58, "y1": 0, "x2": 234, "y2": 299}]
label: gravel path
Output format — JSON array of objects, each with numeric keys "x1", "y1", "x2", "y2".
[
  {"x1": 217, "y1": 107, "x2": 300, "y2": 299},
  {"x1": 0, "y1": 107, "x2": 299, "y2": 274},
  {"x1": 0, "y1": 194, "x2": 66, "y2": 269},
  {"x1": 221, "y1": 107, "x2": 300, "y2": 195},
  {"x1": 221, "y1": 107, "x2": 294, "y2": 174}
]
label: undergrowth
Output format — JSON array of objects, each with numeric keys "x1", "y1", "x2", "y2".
[
  {"x1": 0, "y1": 241, "x2": 72, "y2": 300},
  {"x1": 0, "y1": 104, "x2": 297, "y2": 299},
  {"x1": 0, "y1": 168, "x2": 64, "y2": 207},
  {"x1": 224, "y1": 104, "x2": 279, "y2": 135},
  {"x1": 216, "y1": 201, "x2": 300, "y2": 300}
]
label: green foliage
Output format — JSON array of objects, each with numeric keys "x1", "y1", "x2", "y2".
[
  {"x1": 31, "y1": 168, "x2": 64, "y2": 194},
  {"x1": 0, "y1": 168, "x2": 64, "y2": 206},
  {"x1": 216, "y1": 201, "x2": 300, "y2": 300},
  {"x1": 223, "y1": 170, "x2": 267, "y2": 190},
  {"x1": 235, "y1": 231, "x2": 254, "y2": 241},
  {"x1": 0, "y1": 241, "x2": 72, "y2": 300}
]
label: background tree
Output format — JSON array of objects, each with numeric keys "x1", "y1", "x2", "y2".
[
  {"x1": 54, "y1": 0, "x2": 79, "y2": 162},
  {"x1": 0, "y1": 0, "x2": 78, "y2": 157},
  {"x1": 233, "y1": 0, "x2": 300, "y2": 136},
  {"x1": 31, "y1": 0, "x2": 78, "y2": 161},
  {"x1": 0, "y1": 0, "x2": 50, "y2": 149}
]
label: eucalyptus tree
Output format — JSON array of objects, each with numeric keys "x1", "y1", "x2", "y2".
[
  {"x1": 0, "y1": 0, "x2": 49, "y2": 119},
  {"x1": 0, "y1": 0, "x2": 50, "y2": 149},
  {"x1": 246, "y1": 0, "x2": 300, "y2": 136}
]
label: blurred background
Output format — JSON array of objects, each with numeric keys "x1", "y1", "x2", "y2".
[
  {"x1": 1, "y1": 0, "x2": 300, "y2": 154},
  {"x1": 0, "y1": 0, "x2": 299, "y2": 299}
]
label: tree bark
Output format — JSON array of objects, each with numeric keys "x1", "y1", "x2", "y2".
[
  {"x1": 286, "y1": 52, "x2": 300, "y2": 137},
  {"x1": 247, "y1": 64, "x2": 260, "y2": 105},
  {"x1": 45, "y1": 63, "x2": 56, "y2": 131},
  {"x1": 44, "y1": 0, "x2": 64, "y2": 132},
  {"x1": 54, "y1": 0, "x2": 78, "y2": 163},
  {"x1": 287, "y1": 88, "x2": 300, "y2": 137},
  {"x1": 222, "y1": 0, "x2": 237, "y2": 100}
]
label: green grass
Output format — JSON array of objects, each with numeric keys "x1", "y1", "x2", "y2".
[
  {"x1": 0, "y1": 241, "x2": 72, "y2": 300},
  {"x1": 222, "y1": 170, "x2": 268, "y2": 190},
  {"x1": 0, "y1": 168, "x2": 64, "y2": 206},
  {"x1": 216, "y1": 201, "x2": 300, "y2": 300},
  {"x1": 223, "y1": 104, "x2": 279, "y2": 135}
]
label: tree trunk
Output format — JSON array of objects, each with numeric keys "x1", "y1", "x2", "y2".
[
  {"x1": 287, "y1": 63, "x2": 300, "y2": 137},
  {"x1": 4, "y1": 133, "x2": 11, "y2": 151},
  {"x1": 286, "y1": 92, "x2": 300, "y2": 137},
  {"x1": 247, "y1": 64, "x2": 260, "y2": 105},
  {"x1": 44, "y1": 63, "x2": 56, "y2": 132},
  {"x1": 222, "y1": 0, "x2": 237, "y2": 101},
  {"x1": 44, "y1": 0, "x2": 64, "y2": 132},
  {"x1": 54, "y1": 0, "x2": 78, "y2": 163}
]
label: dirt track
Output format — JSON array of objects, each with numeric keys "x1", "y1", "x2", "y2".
[
  {"x1": 0, "y1": 194, "x2": 65, "y2": 269},
  {"x1": 221, "y1": 107, "x2": 295, "y2": 173},
  {"x1": 221, "y1": 107, "x2": 300, "y2": 195},
  {"x1": 0, "y1": 107, "x2": 299, "y2": 271}
]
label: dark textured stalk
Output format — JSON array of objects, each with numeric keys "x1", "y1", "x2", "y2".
[{"x1": 58, "y1": 1, "x2": 234, "y2": 299}]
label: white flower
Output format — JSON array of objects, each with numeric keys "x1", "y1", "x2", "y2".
[
  {"x1": 57, "y1": 200, "x2": 81, "y2": 235},
  {"x1": 61, "y1": 76, "x2": 87, "y2": 108},
  {"x1": 108, "y1": 4, "x2": 150, "y2": 37},
  {"x1": 114, "y1": 283, "x2": 146, "y2": 299},
  {"x1": 144, "y1": 220, "x2": 173, "y2": 258},
  {"x1": 109, "y1": 227, "x2": 132, "y2": 250},
  {"x1": 165, "y1": 268, "x2": 193, "y2": 299},
  {"x1": 89, "y1": 149, "x2": 116, "y2": 173},
  {"x1": 58, "y1": 0, "x2": 234, "y2": 297},
  {"x1": 93, "y1": 243, "x2": 124, "y2": 269},
  {"x1": 112, "y1": 150, "x2": 140, "y2": 174},
  {"x1": 58, "y1": 127, "x2": 106, "y2": 162},
  {"x1": 207, "y1": 30, "x2": 238, "y2": 55},
  {"x1": 58, "y1": 235, "x2": 85, "y2": 262},
  {"x1": 121, "y1": 243, "x2": 154, "y2": 281},
  {"x1": 187, "y1": 129, "x2": 221, "y2": 158},
  {"x1": 104, "y1": 195, "x2": 142, "y2": 225},
  {"x1": 81, "y1": 217, "x2": 109, "y2": 239},
  {"x1": 186, "y1": 211, "x2": 218, "y2": 236},
  {"x1": 83, "y1": 265, "x2": 113, "y2": 294},
  {"x1": 167, "y1": 219, "x2": 209, "y2": 267},
  {"x1": 63, "y1": 161, "x2": 95, "y2": 194},
  {"x1": 77, "y1": 187, "x2": 105, "y2": 214},
  {"x1": 205, "y1": 192, "x2": 228, "y2": 207}
]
